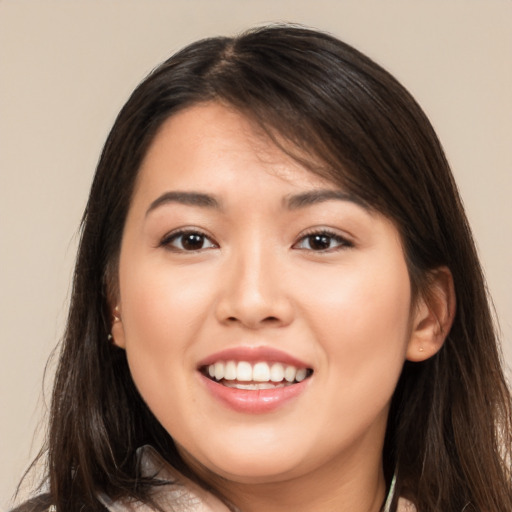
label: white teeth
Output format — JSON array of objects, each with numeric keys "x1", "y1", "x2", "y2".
[
  {"x1": 295, "y1": 368, "x2": 308, "y2": 382},
  {"x1": 269, "y1": 363, "x2": 285, "y2": 382},
  {"x1": 237, "y1": 361, "x2": 253, "y2": 382},
  {"x1": 253, "y1": 362, "x2": 270, "y2": 382},
  {"x1": 205, "y1": 360, "x2": 310, "y2": 384},
  {"x1": 224, "y1": 360, "x2": 237, "y2": 381},
  {"x1": 224, "y1": 381, "x2": 283, "y2": 390},
  {"x1": 214, "y1": 362, "x2": 224, "y2": 381},
  {"x1": 284, "y1": 365, "x2": 297, "y2": 383}
]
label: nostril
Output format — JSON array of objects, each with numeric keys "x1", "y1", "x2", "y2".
[
  {"x1": 224, "y1": 315, "x2": 281, "y2": 329},
  {"x1": 226, "y1": 316, "x2": 278, "y2": 322}
]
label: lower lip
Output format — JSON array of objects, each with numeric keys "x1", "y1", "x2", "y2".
[{"x1": 200, "y1": 373, "x2": 310, "y2": 413}]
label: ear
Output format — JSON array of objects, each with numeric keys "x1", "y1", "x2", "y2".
[
  {"x1": 110, "y1": 305, "x2": 127, "y2": 349},
  {"x1": 406, "y1": 267, "x2": 456, "y2": 362}
]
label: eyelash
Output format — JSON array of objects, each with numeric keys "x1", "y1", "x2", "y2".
[{"x1": 159, "y1": 228, "x2": 353, "y2": 253}]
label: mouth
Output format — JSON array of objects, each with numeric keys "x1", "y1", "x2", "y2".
[{"x1": 200, "y1": 360, "x2": 314, "y2": 390}]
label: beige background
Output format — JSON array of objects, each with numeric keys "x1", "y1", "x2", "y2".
[{"x1": 1, "y1": 1, "x2": 511, "y2": 509}]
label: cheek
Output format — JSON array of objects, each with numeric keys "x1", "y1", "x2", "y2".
[
  {"x1": 301, "y1": 258, "x2": 412, "y2": 411},
  {"x1": 117, "y1": 259, "x2": 215, "y2": 419},
  {"x1": 121, "y1": 259, "x2": 213, "y2": 345}
]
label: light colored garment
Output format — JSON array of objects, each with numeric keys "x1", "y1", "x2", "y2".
[
  {"x1": 396, "y1": 497, "x2": 417, "y2": 511},
  {"x1": 99, "y1": 446, "x2": 417, "y2": 512},
  {"x1": 99, "y1": 446, "x2": 230, "y2": 512}
]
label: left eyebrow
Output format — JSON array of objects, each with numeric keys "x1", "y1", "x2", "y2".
[{"x1": 284, "y1": 189, "x2": 367, "y2": 210}]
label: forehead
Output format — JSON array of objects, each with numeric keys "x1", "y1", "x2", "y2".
[{"x1": 133, "y1": 101, "x2": 339, "y2": 200}]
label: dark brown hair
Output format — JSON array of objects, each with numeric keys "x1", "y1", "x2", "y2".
[{"x1": 15, "y1": 24, "x2": 512, "y2": 512}]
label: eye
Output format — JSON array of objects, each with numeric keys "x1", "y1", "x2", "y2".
[
  {"x1": 161, "y1": 230, "x2": 218, "y2": 252},
  {"x1": 293, "y1": 230, "x2": 353, "y2": 252}
]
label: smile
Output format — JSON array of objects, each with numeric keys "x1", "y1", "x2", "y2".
[
  {"x1": 202, "y1": 361, "x2": 313, "y2": 390},
  {"x1": 197, "y1": 347, "x2": 314, "y2": 412}
]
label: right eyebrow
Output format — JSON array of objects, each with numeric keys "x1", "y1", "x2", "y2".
[
  {"x1": 145, "y1": 191, "x2": 221, "y2": 217},
  {"x1": 284, "y1": 189, "x2": 367, "y2": 210}
]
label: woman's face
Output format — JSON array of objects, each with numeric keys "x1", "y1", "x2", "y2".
[{"x1": 113, "y1": 102, "x2": 423, "y2": 488}]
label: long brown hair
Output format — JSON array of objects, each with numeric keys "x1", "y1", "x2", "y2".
[{"x1": 15, "y1": 25, "x2": 512, "y2": 511}]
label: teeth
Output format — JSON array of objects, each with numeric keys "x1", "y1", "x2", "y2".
[
  {"x1": 223, "y1": 381, "x2": 285, "y2": 390},
  {"x1": 205, "y1": 360, "x2": 310, "y2": 384},
  {"x1": 295, "y1": 368, "x2": 308, "y2": 382},
  {"x1": 253, "y1": 362, "x2": 270, "y2": 382},
  {"x1": 224, "y1": 361, "x2": 237, "y2": 380},
  {"x1": 237, "y1": 361, "x2": 253, "y2": 382},
  {"x1": 284, "y1": 365, "x2": 296, "y2": 383},
  {"x1": 214, "y1": 362, "x2": 224, "y2": 381},
  {"x1": 269, "y1": 363, "x2": 285, "y2": 382}
]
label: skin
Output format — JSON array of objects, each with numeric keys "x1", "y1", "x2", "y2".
[{"x1": 112, "y1": 102, "x2": 453, "y2": 512}]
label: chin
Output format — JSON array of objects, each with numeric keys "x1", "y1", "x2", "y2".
[
  {"x1": 208, "y1": 459, "x2": 304, "y2": 484},
  {"x1": 181, "y1": 441, "x2": 309, "y2": 484}
]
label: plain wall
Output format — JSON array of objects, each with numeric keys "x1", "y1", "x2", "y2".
[{"x1": 1, "y1": 1, "x2": 511, "y2": 509}]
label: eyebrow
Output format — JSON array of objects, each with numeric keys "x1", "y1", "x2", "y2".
[
  {"x1": 284, "y1": 189, "x2": 366, "y2": 210},
  {"x1": 146, "y1": 191, "x2": 221, "y2": 216},
  {"x1": 145, "y1": 188, "x2": 366, "y2": 216}
]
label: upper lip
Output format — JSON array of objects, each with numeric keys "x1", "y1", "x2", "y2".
[{"x1": 197, "y1": 346, "x2": 312, "y2": 369}]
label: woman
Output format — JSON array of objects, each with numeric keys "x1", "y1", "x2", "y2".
[{"x1": 15, "y1": 25, "x2": 512, "y2": 511}]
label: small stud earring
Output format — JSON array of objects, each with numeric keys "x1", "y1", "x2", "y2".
[{"x1": 419, "y1": 346, "x2": 425, "y2": 352}]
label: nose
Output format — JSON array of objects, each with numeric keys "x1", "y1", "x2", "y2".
[{"x1": 214, "y1": 245, "x2": 294, "y2": 330}]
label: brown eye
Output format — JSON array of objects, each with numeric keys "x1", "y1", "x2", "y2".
[
  {"x1": 306, "y1": 234, "x2": 332, "y2": 251},
  {"x1": 162, "y1": 230, "x2": 217, "y2": 252},
  {"x1": 294, "y1": 231, "x2": 352, "y2": 252}
]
